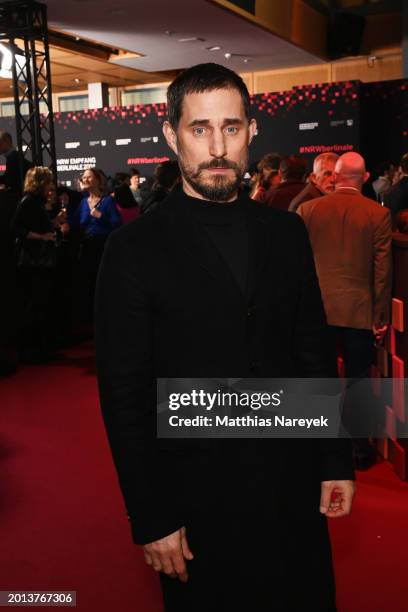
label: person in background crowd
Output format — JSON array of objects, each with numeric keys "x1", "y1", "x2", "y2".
[
  {"x1": 241, "y1": 160, "x2": 259, "y2": 195},
  {"x1": 385, "y1": 152, "x2": 408, "y2": 217},
  {"x1": 113, "y1": 172, "x2": 131, "y2": 187},
  {"x1": 289, "y1": 152, "x2": 339, "y2": 212},
  {"x1": 372, "y1": 161, "x2": 395, "y2": 203},
  {"x1": 0, "y1": 187, "x2": 19, "y2": 374},
  {"x1": 11, "y1": 167, "x2": 61, "y2": 363},
  {"x1": 395, "y1": 208, "x2": 408, "y2": 233},
  {"x1": 297, "y1": 152, "x2": 392, "y2": 470},
  {"x1": 129, "y1": 168, "x2": 145, "y2": 206},
  {"x1": 69, "y1": 167, "x2": 121, "y2": 328},
  {"x1": 392, "y1": 165, "x2": 403, "y2": 185},
  {"x1": 106, "y1": 171, "x2": 129, "y2": 195},
  {"x1": 114, "y1": 173, "x2": 141, "y2": 225},
  {"x1": 0, "y1": 131, "x2": 33, "y2": 198},
  {"x1": 264, "y1": 154, "x2": 306, "y2": 210},
  {"x1": 141, "y1": 160, "x2": 181, "y2": 213},
  {"x1": 251, "y1": 152, "x2": 281, "y2": 201},
  {"x1": 361, "y1": 176, "x2": 378, "y2": 202}
]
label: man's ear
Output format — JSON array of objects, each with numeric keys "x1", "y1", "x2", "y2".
[
  {"x1": 163, "y1": 121, "x2": 178, "y2": 155},
  {"x1": 248, "y1": 118, "x2": 257, "y2": 145},
  {"x1": 363, "y1": 171, "x2": 370, "y2": 184},
  {"x1": 309, "y1": 172, "x2": 317, "y2": 185}
]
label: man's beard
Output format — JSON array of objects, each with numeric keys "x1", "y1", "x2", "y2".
[{"x1": 178, "y1": 155, "x2": 247, "y2": 202}]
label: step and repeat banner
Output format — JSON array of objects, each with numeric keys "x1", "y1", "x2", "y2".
[{"x1": 0, "y1": 79, "x2": 406, "y2": 185}]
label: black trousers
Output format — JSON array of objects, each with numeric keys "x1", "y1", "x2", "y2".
[
  {"x1": 330, "y1": 326, "x2": 379, "y2": 445},
  {"x1": 159, "y1": 497, "x2": 336, "y2": 612},
  {"x1": 330, "y1": 326, "x2": 374, "y2": 379},
  {"x1": 75, "y1": 235, "x2": 107, "y2": 327},
  {"x1": 17, "y1": 266, "x2": 56, "y2": 358}
]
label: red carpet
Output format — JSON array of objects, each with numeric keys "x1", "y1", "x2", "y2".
[{"x1": 0, "y1": 342, "x2": 407, "y2": 611}]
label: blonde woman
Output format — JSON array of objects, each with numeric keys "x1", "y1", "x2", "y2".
[{"x1": 12, "y1": 167, "x2": 59, "y2": 363}]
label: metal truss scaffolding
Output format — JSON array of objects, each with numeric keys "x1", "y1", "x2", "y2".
[{"x1": 0, "y1": 0, "x2": 57, "y2": 180}]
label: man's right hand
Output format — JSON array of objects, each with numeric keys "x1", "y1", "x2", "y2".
[{"x1": 142, "y1": 526, "x2": 193, "y2": 582}]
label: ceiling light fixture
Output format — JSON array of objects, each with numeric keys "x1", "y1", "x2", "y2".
[
  {"x1": 224, "y1": 52, "x2": 231, "y2": 59},
  {"x1": 73, "y1": 78, "x2": 80, "y2": 83},
  {"x1": 207, "y1": 45, "x2": 221, "y2": 51}
]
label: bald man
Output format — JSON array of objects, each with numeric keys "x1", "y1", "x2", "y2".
[{"x1": 297, "y1": 152, "x2": 392, "y2": 469}]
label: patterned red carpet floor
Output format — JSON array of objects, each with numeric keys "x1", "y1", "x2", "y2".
[{"x1": 0, "y1": 342, "x2": 407, "y2": 611}]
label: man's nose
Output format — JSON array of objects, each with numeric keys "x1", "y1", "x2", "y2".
[{"x1": 209, "y1": 129, "x2": 227, "y2": 158}]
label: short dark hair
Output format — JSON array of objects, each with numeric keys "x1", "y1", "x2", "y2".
[
  {"x1": 376, "y1": 161, "x2": 394, "y2": 176},
  {"x1": 258, "y1": 153, "x2": 281, "y2": 173},
  {"x1": 167, "y1": 63, "x2": 250, "y2": 129},
  {"x1": 130, "y1": 167, "x2": 140, "y2": 177},
  {"x1": 154, "y1": 160, "x2": 181, "y2": 190},
  {"x1": 280, "y1": 155, "x2": 307, "y2": 181},
  {"x1": 0, "y1": 131, "x2": 12, "y2": 144}
]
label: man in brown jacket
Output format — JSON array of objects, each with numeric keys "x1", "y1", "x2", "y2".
[{"x1": 297, "y1": 152, "x2": 392, "y2": 468}]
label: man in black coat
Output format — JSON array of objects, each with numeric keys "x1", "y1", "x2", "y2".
[
  {"x1": 386, "y1": 152, "x2": 408, "y2": 216},
  {"x1": 95, "y1": 63, "x2": 355, "y2": 612},
  {"x1": 0, "y1": 131, "x2": 33, "y2": 197}
]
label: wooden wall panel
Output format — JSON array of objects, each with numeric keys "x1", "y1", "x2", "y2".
[
  {"x1": 253, "y1": 64, "x2": 331, "y2": 94},
  {"x1": 246, "y1": 51, "x2": 402, "y2": 95},
  {"x1": 331, "y1": 54, "x2": 402, "y2": 84}
]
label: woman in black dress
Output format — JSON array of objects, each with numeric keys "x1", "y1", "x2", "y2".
[{"x1": 12, "y1": 167, "x2": 64, "y2": 363}]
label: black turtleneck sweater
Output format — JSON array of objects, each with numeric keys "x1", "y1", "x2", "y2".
[{"x1": 179, "y1": 189, "x2": 248, "y2": 294}]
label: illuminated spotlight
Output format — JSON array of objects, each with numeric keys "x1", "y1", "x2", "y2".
[{"x1": 0, "y1": 42, "x2": 25, "y2": 79}]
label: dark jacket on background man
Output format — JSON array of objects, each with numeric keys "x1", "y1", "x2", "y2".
[
  {"x1": 95, "y1": 187, "x2": 353, "y2": 611},
  {"x1": 0, "y1": 149, "x2": 33, "y2": 196},
  {"x1": 140, "y1": 185, "x2": 169, "y2": 213},
  {"x1": 386, "y1": 176, "x2": 408, "y2": 216},
  {"x1": 289, "y1": 182, "x2": 323, "y2": 213},
  {"x1": 263, "y1": 180, "x2": 305, "y2": 211}
]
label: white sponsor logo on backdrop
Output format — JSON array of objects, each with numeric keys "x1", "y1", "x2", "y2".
[
  {"x1": 90, "y1": 140, "x2": 107, "y2": 147},
  {"x1": 140, "y1": 136, "x2": 160, "y2": 143},
  {"x1": 299, "y1": 122, "x2": 319, "y2": 131}
]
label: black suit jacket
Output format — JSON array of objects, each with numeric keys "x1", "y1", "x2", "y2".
[
  {"x1": 0, "y1": 150, "x2": 33, "y2": 196},
  {"x1": 95, "y1": 188, "x2": 354, "y2": 545},
  {"x1": 386, "y1": 175, "x2": 408, "y2": 215}
]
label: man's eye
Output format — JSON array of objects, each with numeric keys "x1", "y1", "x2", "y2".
[
  {"x1": 193, "y1": 127, "x2": 206, "y2": 136},
  {"x1": 225, "y1": 126, "x2": 238, "y2": 134}
]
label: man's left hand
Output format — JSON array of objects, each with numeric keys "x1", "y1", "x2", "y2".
[{"x1": 319, "y1": 480, "x2": 355, "y2": 518}]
